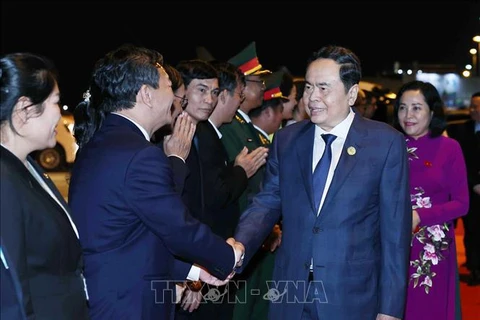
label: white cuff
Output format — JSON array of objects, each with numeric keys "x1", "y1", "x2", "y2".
[{"x1": 187, "y1": 265, "x2": 201, "y2": 281}]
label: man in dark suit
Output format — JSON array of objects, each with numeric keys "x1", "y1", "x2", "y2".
[
  {"x1": 233, "y1": 45, "x2": 412, "y2": 320},
  {"x1": 69, "y1": 44, "x2": 244, "y2": 320},
  {"x1": 448, "y1": 91, "x2": 480, "y2": 286},
  {"x1": 174, "y1": 59, "x2": 267, "y2": 319}
]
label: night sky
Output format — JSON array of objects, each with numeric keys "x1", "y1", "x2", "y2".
[{"x1": 2, "y1": 1, "x2": 479, "y2": 108}]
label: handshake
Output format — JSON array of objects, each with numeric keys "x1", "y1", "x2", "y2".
[
  {"x1": 197, "y1": 237, "x2": 245, "y2": 288},
  {"x1": 227, "y1": 237, "x2": 245, "y2": 269},
  {"x1": 177, "y1": 238, "x2": 246, "y2": 311}
]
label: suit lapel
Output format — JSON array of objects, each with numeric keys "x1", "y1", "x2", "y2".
[
  {"x1": 0, "y1": 147, "x2": 78, "y2": 241},
  {"x1": 320, "y1": 115, "x2": 367, "y2": 213},
  {"x1": 29, "y1": 157, "x2": 71, "y2": 211},
  {"x1": 296, "y1": 122, "x2": 316, "y2": 213}
]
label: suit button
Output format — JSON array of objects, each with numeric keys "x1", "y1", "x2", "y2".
[{"x1": 313, "y1": 227, "x2": 320, "y2": 234}]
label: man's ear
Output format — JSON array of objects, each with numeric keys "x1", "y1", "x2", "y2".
[
  {"x1": 348, "y1": 84, "x2": 359, "y2": 106},
  {"x1": 138, "y1": 85, "x2": 153, "y2": 107},
  {"x1": 264, "y1": 107, "x2": 274, "y2": 119},
  {"x1": 219, "y1": 89, "x2": 227, "y2": 104}
]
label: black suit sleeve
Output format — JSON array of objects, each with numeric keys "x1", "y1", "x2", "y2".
[
  {"x1": 168, "y1": 156, "x2": 189, "y2": 194},
  {"x1": 0, "y1": 178, "x2": 34, "y2": 317},
  {"x1": 197, "y1": 126, "x2": 248, "y2": 209}
]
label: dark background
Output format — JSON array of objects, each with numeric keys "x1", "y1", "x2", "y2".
[{"x1": 2, "y1": 1, "x2": 479, "y2": 107}]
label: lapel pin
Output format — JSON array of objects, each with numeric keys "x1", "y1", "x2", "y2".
[{"x1": 347, "y1": 146, "x2": 356, "y2": 156}]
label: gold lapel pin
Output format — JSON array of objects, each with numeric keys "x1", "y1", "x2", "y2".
[{"x1": 347, "y1": 146, "x2": 356, "y2": 156}]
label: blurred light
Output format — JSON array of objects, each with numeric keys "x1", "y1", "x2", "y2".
[
  {"x1": 62, "y1": 105, "x2": 69, "y2": 111},
  {"x1": 417, "y1": 70, "x2": 423, "y2": 74},
  {"x1": 462, "y1": 70, "x2": 471, "y2": 77},
  {"x1": 470, "y1": 48, "x2": 478, "y2": 55},
  {"x1": 473, "y1": 35, "x2": 480, "y2": 43},
  {"x1": 407, "y1": 69, "x2": 413, "y2": 75},
  {"x1": 466, "y1": 64, "x2": 472, "y2": 70},
  {"x1": 397, "y1": 69, "x2": 404, "y2": 74},
  {"x1": 385, "y1": 92, "x2": 397, "y2": 99}
]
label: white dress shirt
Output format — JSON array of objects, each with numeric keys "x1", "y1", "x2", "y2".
[
  {"x1": 312, "y1": 109, "x2": 355, "y2": 215},
  {"x1": 208, "y1": 119, "x2": 222, "y2": 139}
]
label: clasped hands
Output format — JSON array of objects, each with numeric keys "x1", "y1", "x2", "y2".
[
  {"x1": 177, "y1": 239, "x2": 245, "y2": 311},
  {"x1": 227, "y1": 237, "x2": 245, "y2": 269}
]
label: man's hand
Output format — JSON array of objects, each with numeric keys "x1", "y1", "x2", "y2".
[
  {"x1": 199, "y1": 268, "x2": 229, "y2": 286},
  {"x1": 180, "y1": 288, "x2": 202, "y2": 312},
  {"x1": 226, "y1": 237, "x2": 245, "y2": 268},
  {"x1": 262, "y1": 224, "x2": 282, "y2": 252},
  {"x1": 234, "y1": 146, "x2": 268, "y2": 178},
  {"x1": 376, "y1": 314, "x2": 400, "y2": 320},
  {"x1": 175, "y1": 283, "x2": 186, "y2": 304},
  {"x1": 163, "y1": 112, "x2": 196, "y2": 160}
]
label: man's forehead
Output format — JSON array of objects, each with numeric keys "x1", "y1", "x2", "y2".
[
  {"x1": 188, "y1": 78, "x2": 218, "y2": 88},
  {"x1": 306, "y1": 60, "x2": 340, "y2": 84}
]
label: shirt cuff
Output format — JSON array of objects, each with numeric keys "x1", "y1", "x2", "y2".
[
  {"x1": 168, "y1": 154, "x2": 186, "y2": 163},
  {"x1": 187, "y1": 265, "x2": 201, "y2": 281}
]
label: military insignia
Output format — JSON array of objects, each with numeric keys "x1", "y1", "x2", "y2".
[
  {"x1": 259, "y1": 133, "x2": 270, "y2": 146},
  {"x1": 235, "y1": 114, "x2": 245, "y2": 124}
]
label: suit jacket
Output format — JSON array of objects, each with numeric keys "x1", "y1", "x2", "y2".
[
  {"x1": 0, "y1": 146, "x2": 89, "y2": 320},
  {"x1": 68, "y1": 114, "x2": 235, "y2": 320},
  {"x1": 194, "y1": 121, "x2": 248, "y2": 239},
  {"x1": 234, "y1": 116, "x2": 412, "y2": 320},
  {"x1": 220, "y1": 111, "x2": 265, "y2": 212},
  {"x1": 1, "y1": 241, "x2": 27, "y2": 320}
]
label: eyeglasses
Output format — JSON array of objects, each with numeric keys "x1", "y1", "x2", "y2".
[{"x1": 174, "y1": 94, "x2": 188, "y2": 109}]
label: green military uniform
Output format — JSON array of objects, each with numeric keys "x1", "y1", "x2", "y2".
[
  {"x1": 220, "y1": 110, "x2": 264, "y2": 213},
  {"x1": 221, "y1": 67, "x2": 288, "y2": 320},
  {"x1": 234, "y1": 127, "x2": 277, "y2": 320},
  {"x1": 220, "y1": 111, "x2": 272, "y2": 320}
]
